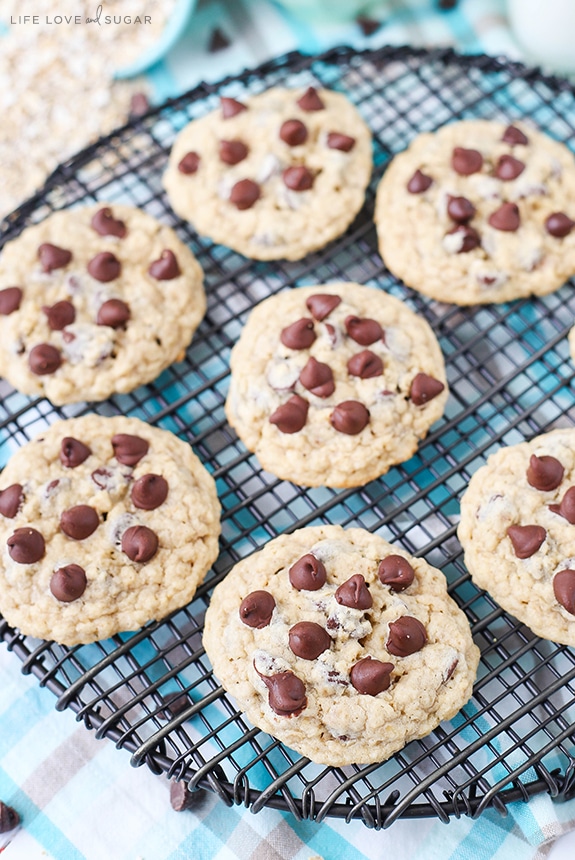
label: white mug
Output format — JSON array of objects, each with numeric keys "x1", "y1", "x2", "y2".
[{"x1": 507, "y1": 0, "x2": 575, "y2": 75}]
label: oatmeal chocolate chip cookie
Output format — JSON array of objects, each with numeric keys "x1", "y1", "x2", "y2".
[
  {"x1": 225, "y1": 283, "x2": 448, "y2": 487},
  {"x1": 0, "y1": 204, "x2": 205, "y2": 405},
  {"x1": 458, "y1": 428, "x2": 575, "y2": 645},
  {"x1": 203, "y1": 525, "x2": 479, "y2": 766},
  {"x1": 163, "y1": 86, "x2": 372, "y2": 261},
  {"x1": 375, "y1": 120, "x2": 575, "y2": 305},
  {"x1": 0, "y1": 415, "x2": 220, "y2": 645}
]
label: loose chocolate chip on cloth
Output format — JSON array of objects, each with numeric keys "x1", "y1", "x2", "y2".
[
  {"x1": 203, "y1": 525, "x2": 479, "y2": 766},
  {"x1": 0, "y1": 415, "x2": 220, "y2": 645},
  {"x1": 375, "y1": 119, "x2": 575, "y2": 304},
  {"x1": 459, "y1": 428, "x2": 575, "y2": 646},
  {"x1": 225, "y1": 283, "x2": 448, "y2": 487},
  {"x1": 163, "y1": 86, "x2": 372, "y2": 261},
  {"x1": 0, "y1": 204, "x2": 205, "y2": 405}
]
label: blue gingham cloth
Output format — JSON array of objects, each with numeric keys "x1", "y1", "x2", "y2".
[{"x1": 2, "y1": 1, "x2": 575, "y2": 858}]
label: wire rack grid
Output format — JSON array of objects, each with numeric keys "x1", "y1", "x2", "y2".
[{"x1": 2, "y1": 45, "x2": 575, "y2": 828}]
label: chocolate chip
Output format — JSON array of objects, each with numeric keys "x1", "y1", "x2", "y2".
[
  {"x1": 279, "y1": 119, "x2": 308, "y2": 146},
  {"x1": 327, "y1": 132, "x2": 356, "y2": 152},
  {"x1": 111, "y1": 433, "x2": 149, "y2": 466},
  {"x1": 495, "y1": 154, "x2": 525, "y2": 181},
  {"x1": 280, "y1": 318, "x2": 316, "y2": 349},
  {"x1": 97, "y1": 298, "x2": 131, "y2": 328},
  {"x1": 148, "y1": 249, "x2": 181, "y2": 280},
  {"x1": 0, "y1": 287, "x2": 22, "y2": 315},
  {"x1": 330, "y1": 401, "x2": 370, "y2": 435},
  {"x1": 170, "y1": 780, "x2": 201, "y2": 812},
  {"x1": 163, "y1": 692, "x2": 189, "y2": 717},
  {"x1": 378, "y1": 555, "x2": 415, "y2": 591},
  {"x1": 438, "y1": 0, "x2": 458, "y2": 8},
  {"x1": 91, "y1": 207, "x2": 127, "y2": 238},
  {"x1": 299, "y1": 357, "x2": 335, "y2": 397},
  {"x1": 50, "y1": 564, "x2": 87, "y2": 602},
  {"x1": 410, "y1": 373, "x2": 445, "y2": 405},
  {"x1": 178, "y1": 151, "x2": 201, "y2": 175},
  {"x1": 43, "y1": 300, "x2": 75, "y2": 330},
  {"x1": 507, "y1": 524, "x2": 546, "y2": 558},
  {"x1": 87, "y1": 251, "x2": 121, "y2": 282},
  {"x1": 269, "y1": 394, "x2": 309, "y2": 434},
  {"x1": 129, "y1": 92, "x2": 150, "y2": 117},
  {"x1": 347, "y1": 349, "x2": 383, "y2": 379},
  {"x1": 350, "y1": 657, "x2": 393, "y2": 695},
  {"x1": 446, "y1": 223, "x2": 481, "y2": 252},
  {"x1": 526, "y1": 454, "x2": 564, "y2": 491},
  {"x1": 60, "y1": 437, "x2": 91, "y2": 467},
  {"x1": 239, "y1": 590, "x2": 276, "y2": 628},
  {"x1": 447, "y1": 195, "x2": 476, "y2": 223},
  {"x1": 221, "y1": 96, "x2": 246, "y2": 119},
  {"x1": 219, "y1": 139, "x2": 249, "y2": 165},
  {"x1": 0, "y1": 802, "x2": 19, "y2": 834},
  {"x1": 356, "y1": 15, "x2": 381, "y2": 35},
  {"x1": 502, "y1": 125, "x2": 529, "y2": 146},
  {"x1": 60, "y1": 505, "x2": 99, "y2": 540},
  {"x1": 28, "y1": 343, "x2": 62, "y2": 375},
  {"x1": 38, "y1": 243, "x2": 72, "y2": 272},
  {"x1": 550, "y1": 486, "x2": 575, "y2": 523},
  {"x1": 283, "y1": 166, "x2": 314, "y2": 191},
  {"x1": 7, "y1": 527, "x2": 45, "y2": 564},
  {"x1": 0, "y1": 484, "x2": 23, "y2": 519},
  {"x1": 122, "y1": 525, "x2": 158, "y2": 562},
  {"x1": 131, "y1": 474, "x2": 168, "y2": 510},
  {"x1": 297, "y1": 87, "x2": 324, "y2": 111},
  {"x1": 335, "y1": 574, "x2": 372, "y2": 609},
  {"x1": 553, "y1": 569, "x2": 575, "y2": 615},
  {"x1": 407, "y1": 169, "x2": 433, "y2": 193},
  {"x1": 488, "y1": 202, "x2": 520, "y2": 232},
  {"x1": 386, "y1": 616, "x2": 427, "y2": 656},
  {"x1": 288, "y1": 621, "x2": 330, "y2": 660},
  {"x1": 545, "y1": 212, "x2": 575, "y2": 238},
  {"x1": 260, "y1": 671, "x2": 307, "y2": 715},
  {"x1": 305, "y1": 293, "x2": 341, "y2": 321},
  {"x1": 229, "y1": 178, "x2": 261, "y2": 210},
  {"x1": 451, "y1": 147, "x2": 483, "y2": 176},
  {"x1": 344, "y1": 315, "x2": 383, "y2": 346},
  {"x1": 208, "y1": 26, "x2": 230, "y2": 52},
  {"x1": 289, "y1": 553, "x2": 326, "y2": 591}
]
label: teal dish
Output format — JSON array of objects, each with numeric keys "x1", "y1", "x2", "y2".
[{"x1": 114, "y1": 0, "x2": 197, "y2": 79}]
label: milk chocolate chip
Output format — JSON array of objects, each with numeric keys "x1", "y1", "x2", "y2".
[
  {"x1": 447, "y1": 223, "x2": 481, "y2": 252},
  {"x1": 148, "y1": 249, "x2": 180, "y2": 280},
  {"x1": 111, "y1": 433, "x2": 149, "y2": 466},
  {"x1": 281, "y1": 318, "x2": 316, "y2": 349},
  {"x1": 131, "y1": 474, "x2": 168, "y2": 510},
  {"x1": 229, "y1": 178, "x2": 261, "y2": 210},
  {"x1": 7, "y1": 527, "x2": 45, "y2": 563},
  {"x1": 87, "y1": 251, "x2": 121, "y2": 282},
  {"x1": 269, "y1": 395, "x2": 309, "y2": 433},
  {"x1": 335, "y1": 574, "x2": 372, "y2": 609},
  {"x1": 288, "y1": 621, "x2": 330, "y2": 659},
  {"x1": 327, "y1": 132, "x2": 356, "y2": 152},
  {"x1": 97, "y1": 299, "x2": 131, "y2": 328},
  {"x1": 452, "y1": 147, "x2": 483, "y2": 175},
  {"x1": 553, "y1": 569, "x2": 575, "y2": 615},
  {"x1": 488, "y1": 202, "x2": 520, "y2": 232},
  {"x1": 261, "y1": 671, "x2": 307, "y2": 715},
  {"x1": 122, "y1": 525, "x2": 158, "y2": 562},
  {"x1": 219, "y1": 139, "x2": 249, "y2": 165},
  {"x1": 60, "y1": 505, "x2": 99, "y2": 540},
  {"x1": 344, "y1": 315, "x2": 383, "y2": 345},
  {"x1": 50, "y1": 564, "x2": 87, "y2": 602},
  {"x1": 526, "y1": 454, "x2": 564, "y2": 490},
  {"x1": 347, "y1": 350, "x2": 383, "y2": 379},
  {"x1": 0, "y1": 287, "x2": 22, "y2": 315},
  {"x1": 410, "y1": 373, "x2": 445, "y2": 405},
  {"x1": 297, "y1": 86, "x2": 324, "y2": 111},
  {"x1": 0, "y1": 484, "x2": 23, "y2": 519},
  {"x1": 299, "y1": 357, "x2": 335, "y2": 397},
  {"x1": 550, "y1": 487, "x2": 575, "y2": 524},
  {"x1": 305, "y1": 293, "x2": 341, "y2": 321},
  {"x1": 378, "y1": 555, "x2": 415, "y2": 591},
  {"x1": 91, "y1": 207, "x2": 127, "y2": 238},
  {"x1": 386, "y1": 616, "x2": 427, "y2": 656},
  {"x1": 239, "y1": 590, "x2": 275, "y2": 628},
  {"x1": 29, "y1": 343, "x2": 62, "y2": 375},
  {"x1": 545, "y1": 212, "x2": 575, "y2": 238},
  {"x1": 407, "y1": 169, "x2": 433, "y2": 193},
  {"x1": 220, "y1": 96, "x2": 246, "y2": 119},
  {"x1": 283, "y1": 166, "x2": 314, "y2": 191},
  {"x1": 350, "y1": 657, "x2": 393, "y2": 695},
  {"x1": 330, "y1": 401, "x2": 370, "y2": 435},
  {"x1": 60, "y1": 437, "x2": 91, "y2": 467},
  {"x1": 447, "y1": 196, "x2": 476, "y2": 223},
  {"x1": 177, "y1": 151, "x2": 200, "y2": 175},
  {"x1": 38, "y1": 243, "x2": 72, "y2": 272},
  {"x1": 0, "y1": 801, "x2": 19, "y2": 834},
  {"x1": 43, "y1": 300, "x2": 75, "y2": 330},
  {"x1": 289, "y1": 553, "x2": 326, "y2": 591},
  {"x1": 507, "y1": 524, "x2": 546, "y2": 558},
  {"x1": 279, "y1": 119, "x2": 308, "y2": 146},
  {"x1": 494, "y1": 154, "x2": 525, "y2": 181},
  {"x1": 502, "y1": 125, "x2": 529, "y2": 146}
]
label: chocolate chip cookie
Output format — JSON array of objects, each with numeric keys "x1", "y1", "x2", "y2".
[
  {"x1": 375, "y1": 120, "x2": 575, "y2": 304},
  {"x1": 0, "y1": 204, "x2": 205, "y2": 405},
  {"x1": 459, "y1": 428, "x2": 575, "y2": 645},
  {"x1": 0, "y1": 415, "x2": 220, "y2": 644},
  {"x1": 225, "y1": 283, "x2": 448, "y2": 487},
  {"x1": 203, "y1": 525, "x2": 479, "y2": 766},
  {"x1": 163, "y1": 86, "x2": 372, "y2": 260}
]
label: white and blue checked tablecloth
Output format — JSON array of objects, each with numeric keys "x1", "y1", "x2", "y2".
[{"x1": 2, "y1": 1, "x2": 575, "y2": 858}]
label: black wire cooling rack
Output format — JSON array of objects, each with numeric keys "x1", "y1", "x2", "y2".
[{"x1": 2, "y1": 45, "x2": 575, "y2": 828}]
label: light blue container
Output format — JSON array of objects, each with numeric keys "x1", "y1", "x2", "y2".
[{"x1": 114, "y1": 0, "x2": 197, "y2": 79}]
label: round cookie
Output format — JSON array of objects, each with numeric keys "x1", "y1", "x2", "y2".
[
  {"x1": 459, "y1": 428, "x2": 575, "y2": 645},
  {"x1": 203, "y1": 525, "x2": 479, "y2": 766},
  {"x1": 225, "y1": 282, "x2": 448, "y2": 487},
  {"x1": 0, "y1": 415, "x2": 221, "y2": 645},
  {"x1": 163, "y1": 86, "x2": 372, "y2": 261},
  {"x1": 0, "y1": 204, "x2": 205, "y2": 405},
  {"x1": 375, "y1": 119, "x2": 575, "y2": 305}
]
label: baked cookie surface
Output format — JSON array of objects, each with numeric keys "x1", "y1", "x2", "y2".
[
  {"x1": 0, "y1": 204, "x2": 205, "y2": 405},
  {"x1": 203, "y1": 525, "x2": 479, "y2": 766},
  {"x1": 163, "y1": 86, "x2": 372, "y2": 261},
  {"x1": 375, "y1": 120, "x2": 575, "y2": 305},
  {"x1": 0, "y1": 415, "x2": 220, "y2": 645},
  {"x1": 459, "y1": 428, "x2": 575, "y2": 645},
  {"x1": 225, "y1": 283, "x2": 448, "y2": 487}
]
